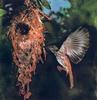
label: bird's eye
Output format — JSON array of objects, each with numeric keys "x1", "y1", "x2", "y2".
[{"x1": 16, "y1": 23, "x2": 30, "y2": 35}]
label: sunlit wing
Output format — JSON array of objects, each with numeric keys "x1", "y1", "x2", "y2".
[{"x1": 58, "y1": 27, "x2": 89, "y2": 64}]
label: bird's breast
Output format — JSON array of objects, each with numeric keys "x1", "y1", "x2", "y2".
[{"x1": 56, "y1": 53, "x2": 68, "y2": 70}]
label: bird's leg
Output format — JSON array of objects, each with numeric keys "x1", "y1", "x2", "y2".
[
  {"x1": 57, "y1": 65, "x2": 69, "y2": 77},
  {"x1": 57, "y1": 65, "x2": 67, "y2": 73}
]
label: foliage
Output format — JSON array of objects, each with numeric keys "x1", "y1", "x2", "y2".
[
  {"x1": 69, "y1": 0, "x2": 97, "y2": 27},
  {"x1": 0, "y1": 8, "x2": 6, "y2": 17}
]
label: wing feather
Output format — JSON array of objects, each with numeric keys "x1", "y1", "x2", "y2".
[{"x1": 58, "y1": 27, "x2": 89, "y2": 64}]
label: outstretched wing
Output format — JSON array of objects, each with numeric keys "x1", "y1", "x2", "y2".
[{"x1": 58, "y1": 27, "x2": 89, "y2": 64}]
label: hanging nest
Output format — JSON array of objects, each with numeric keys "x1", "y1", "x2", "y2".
[{"x1": 8, "y1": 1, "x2": 48, "y2": 99}]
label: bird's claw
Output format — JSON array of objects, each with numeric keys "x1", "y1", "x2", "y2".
[{"x1": 57, "y1": 66, "x2": 69, "y2": 75}]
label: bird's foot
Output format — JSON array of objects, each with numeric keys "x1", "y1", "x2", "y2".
[{"x1": 57, "y1": 65, "x2": 69, "y2": 75}]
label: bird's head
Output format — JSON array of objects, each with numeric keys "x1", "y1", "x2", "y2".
[{"x1": 48, "y1": 45, "x2": 59, "y2": 56}]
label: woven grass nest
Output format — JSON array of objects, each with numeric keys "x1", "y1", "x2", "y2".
[{"x1": 8, "y1": 4, "x2": 47, "y2": 100}]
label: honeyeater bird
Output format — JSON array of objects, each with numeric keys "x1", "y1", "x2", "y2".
[{"x1": 49, "y1": 27, "x2": 89, "y2": 88}]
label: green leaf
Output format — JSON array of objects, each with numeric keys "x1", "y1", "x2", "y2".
[
  {"x1": 0, "y1": 9, "x2": 6, "y2": 17},
  {"x1": 39, "y1": 0, "x2": 51, "y2": 10}
]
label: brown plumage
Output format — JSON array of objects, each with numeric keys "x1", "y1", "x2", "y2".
[{"x1": 49, "y1": 28, "x2": 89, "y2": 88}]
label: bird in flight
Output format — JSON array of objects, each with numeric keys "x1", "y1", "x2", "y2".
[{"x1": 49, "y1": 27, "x2": 89, "y2": 88}]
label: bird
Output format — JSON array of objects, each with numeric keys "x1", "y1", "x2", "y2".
[{"x1": 49, "y1": 27, "x2": 89, "y2": 88}]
